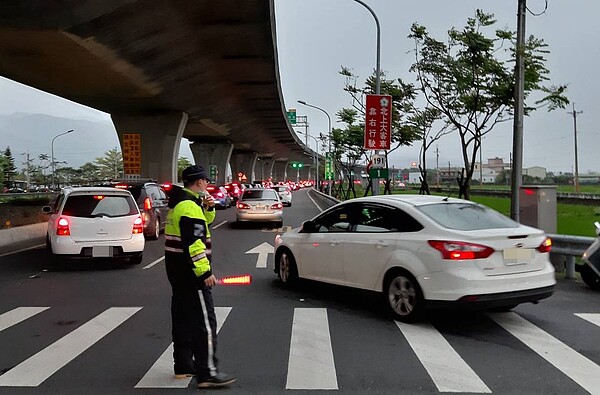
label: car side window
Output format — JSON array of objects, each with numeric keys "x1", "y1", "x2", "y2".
[
  {"x1": 54, "y1": 194, "x2": 65, "y2": 213},
  {"x1": 354, "y1": 204, "x2": 423, "y2": 233},
  {"x1": 147, "y1": 185, "x2": 160, "y2": 202},
  {"x1": 158, "y1": 188, "x2": 167, "y2": 201},
  {"x1": 313, "y1": 206, "x2": 352, "y2": 233}
]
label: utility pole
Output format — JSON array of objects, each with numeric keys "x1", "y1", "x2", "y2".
[
  {"x1": 567, "y1": 103, "x2": 582, "y2": 193},
  {"x1": 435, "y1": 145, "x2": 440, "y2": 187},
  {"x1": 510, "y1": 0, "x2": 526, "y2": 222}
]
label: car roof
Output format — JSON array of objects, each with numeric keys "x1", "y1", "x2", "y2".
[
  {"x1": 345, "y1": 194, "x2": 474, "y2": 207},
  {"x1": 63, "y1": 186, "x2": 133, "y2": 196}
]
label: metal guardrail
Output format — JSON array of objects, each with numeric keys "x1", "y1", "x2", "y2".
[
  {"x1": 548, "y1": 233, "x2": 595, "y2": 279},
  {"x1": 308, "y1": 188, "x2": 340, "y2": 211}
]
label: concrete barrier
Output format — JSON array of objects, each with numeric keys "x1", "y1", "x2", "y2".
[{"x1": 0, "y1": 222, "x2": 48, "y2": 248}]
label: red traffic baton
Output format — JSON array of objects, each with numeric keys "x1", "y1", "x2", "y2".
[{"x1": 216, "y1": 274, "x2": 252, "y2": 285}]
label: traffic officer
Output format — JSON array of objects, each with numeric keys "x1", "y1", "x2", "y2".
[{"x1": 164, "y1": 164, "x2": 236, "y2": 388}]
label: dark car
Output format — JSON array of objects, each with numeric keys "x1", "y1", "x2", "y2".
[
  {"x1": 112, "y1": 180, "x2": 169, "y2": 240},
  {"x1": 206, "y1": 185, "x2": 232, "y2": 209}
]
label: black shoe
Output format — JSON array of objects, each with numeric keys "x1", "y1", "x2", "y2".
[{"x1": 197, "y1": 372, "x2": 236, "y2": 388}]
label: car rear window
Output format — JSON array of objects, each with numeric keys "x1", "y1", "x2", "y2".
[
  {"x1": 62, "y1": 195, "x2": 138, "y2": 218},
  {"x1": 273, "y1": 186, "x2": 288, "y2": 192},
  {"x1": 416, "y1": 203, "x2": 519, "y2": 231},
  {"x1": 242, "y1": 189, "x2": 278, "y2": 200}
]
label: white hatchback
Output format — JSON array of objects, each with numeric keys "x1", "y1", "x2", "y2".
[
  {"x1": 274, "y1": 195, "x2": 555, "y2": 322},
  {"x1": 44, "y1": 187, "x2": 145, "y2": 264}
]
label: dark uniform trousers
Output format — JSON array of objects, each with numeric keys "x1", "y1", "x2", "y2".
[{"x1": 165, "y1": 251, "x2": 218, "y2": 379}]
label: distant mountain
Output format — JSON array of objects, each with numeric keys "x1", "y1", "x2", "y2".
[{"x1": 0, "y1": 113, "x2": 120, "y2": 168}]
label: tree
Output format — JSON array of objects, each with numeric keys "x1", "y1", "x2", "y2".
[
  {"x1": 1, "y1": 146, "x2": 17, "y2": 187},
  {"x1": 409, "y1": 10, "x2": 568, "y2": 199},
  {"x1": 94, "y1": 147, "x2": 123, "y2": 180},
  {"x1": 336, "y1": 68, "x2": 420, "y2": 196},
  {"x1": 0, "y1": 154, "x2": 6, "y2": 186},
  {"x1": 79, "y1": 162, "x2": 101, "y2": 184},
  {"x1": 177, "y1": 156, "x2": 192, "y2": 182}
]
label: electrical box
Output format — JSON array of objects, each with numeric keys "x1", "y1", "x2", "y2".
[{"x1": 519, "y1": 185, "x2": 557, "y2": 233}]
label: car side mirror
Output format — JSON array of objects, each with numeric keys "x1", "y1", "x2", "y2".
[
  {"x1": 42, "y1": 206, "x2": 52, "y2": 214},
  {"x1": 301, "y1": 220, "x2": 315, "y2": 233}
]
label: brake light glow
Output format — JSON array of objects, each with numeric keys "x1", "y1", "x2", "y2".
[
  {"x1": 237, "y1": 202, "x2": 251, "y2": 209},
  {"x1": 144, "y1": 197, "x2": 152, "y2": 211},
  {"x1": 217, "y1": 275, "x2": 252, "y2": 285},
  {"x1": 114, "y1": 184, "x2": 128, "y2": 189},
  {"x1": 161, "y1": 183, "x2": 172, "y2": 191},
  {"x1": 536, "y1": 237, "x2": 552, "y2": 253},
  {"x1": 93, "y1": 195, "x2": 104, "y2": 200},
  {"x1": 56, "y1": 217, "x2": 70, "y2": 236},
  {"x1": 132, "y1": 216, "x2": 144, "y2": 234},
  {"x1": 270, "y1": 202, "x2": 283, "y2": 210},
  {"x1": 428, "y1": 240, "x2": 494, "y2": 260}
]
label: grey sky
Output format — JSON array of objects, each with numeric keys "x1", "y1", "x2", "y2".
[{"x1": 1, "y1": 1, "x2": 599, "y2": 173}]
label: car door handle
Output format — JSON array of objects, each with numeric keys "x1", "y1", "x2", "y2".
[
  {"x1": 375, "y1": 241, "x2": 389, "y2": 248},
  {"x1": 330, "y1": 240, "x2": 340, "y2": 246}
]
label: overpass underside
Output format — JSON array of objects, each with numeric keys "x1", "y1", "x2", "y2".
[{"x1": 0, "y1": 0, "x2": 317, "y2": 183}]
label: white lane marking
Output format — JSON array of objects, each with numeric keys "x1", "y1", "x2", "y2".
[
  {"x1": 245, "y1": 242, "x2": 273, "y2": 268},
  {"x1": 307, "y1": 191, "x2": 325, "y2": 212},
  {"x1": 0, "y1": 307, "x2": 49, "y2": 333},
  {"x1": 212, "y1": 221, "x2": 227, "y2": 230},
  {"x1": 286, "y1": 308, "x2": 338, "y2": 390},
  {"x1": 0, "y1": 244, "x2": 45, "y2": 258},
  {"x1": 490, "y1": 312, "x2": 600, "y2": 394},
  {"x1": 395, "y1": 321, "x2": 491, "y2": 393},
  {"x1": 576, "y1": 313, "x2": 600, "y2": 327},
  {"x1": 143, "y1": 256, "x2": 164, "y2": 269},
  {"x1": 135, "y1": 307, "x2": 232, "y2": 388},
  {"x1": 0, "y1": 307, "x2": 141, "y2": 387}
]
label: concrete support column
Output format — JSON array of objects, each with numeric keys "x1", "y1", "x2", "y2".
[
  {"x1": 112, "y1": 112, "x2": 187, "y2": 182},
  {"x1": 256, "y1": 157, "x2": 275, "y2": 183},
  {"x1": 189, "y1": 141, "x2": 234, "y2": 186},
  {"x1": 231, "y1": 152, "x2": 258, "y2": 183},
  {"x1": 273, "y1": 161, "x2": 288, "y2": 182}
]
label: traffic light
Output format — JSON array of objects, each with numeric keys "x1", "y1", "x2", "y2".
[{"x1": 291, "y1": 162, "x2": 303, "y2": 168}]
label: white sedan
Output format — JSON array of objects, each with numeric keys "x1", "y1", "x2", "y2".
[{"x1": 274, "y1": 195, "x2": 555, "y2": 322}]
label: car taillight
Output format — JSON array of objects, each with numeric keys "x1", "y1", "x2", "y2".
[
  {"x1": 132, "y1": 216, "x2": 144, "y2": 234},
  {"x1": 217, "y1": 192, "x2": 224, "y2": 198},
  {"x1": 161, "y1": 183, "x2": 172, "y2": 191},
  {"x1": 237, "y1": 202, "x2": 250, "y2": 209},
  {"x1": 270, "y1": 202, "x2": 283, "y2": 210},
  {"x1": 428, "y1": 240, "x2": 494, "y2": 260},
  {"x1": 536, "y1": 237, "x2": 552, "y2": 253},
  {"x1": 144, "y1": 197, "x2": 152, "y2": 211},
  {"x1": 56, "y1": 217, "x2": 70, "y2": 236}
]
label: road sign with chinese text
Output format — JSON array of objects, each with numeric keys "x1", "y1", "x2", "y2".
[
  {"x1": 122, "y1": 133, "x2": 141, "y2": 177},
  {"x1": 364, "y1": 94, "x2": 392, "y2": 150},
  {"x1": 209, "y1": 165, "x2": 218, "y2": 179},
  {"x1": 287, "y1": 109, "x2": 297, "y2": 125},
  {"x1": 324, "y1": 152, "x2": 334, "y2": 180}
]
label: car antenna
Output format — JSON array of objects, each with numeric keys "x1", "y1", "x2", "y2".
[{"x1": 442, "y1": 189, "x2": 454, "y2": 202}]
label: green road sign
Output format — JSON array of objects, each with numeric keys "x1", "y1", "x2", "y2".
[
  {"x1": 209, "y1": 165, "x2": 218, "y2": 179},
  {"x1": 324, "y1": 156, "x2": 333, "y2": 180},
  {"x1": 287, "y1": 109, "x2": 297, "y2": 125},
  {"x1": 369, "y1": 168, "x2": 388, "y2": 179}
]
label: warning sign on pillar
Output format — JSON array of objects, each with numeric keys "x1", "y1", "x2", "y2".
[{"x1": 122, "y1": 133, "x2": 141, "y2": 177}]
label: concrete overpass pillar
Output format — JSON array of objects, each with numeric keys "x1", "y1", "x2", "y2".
[
  {"x1": 273, "y1": 161, "x2": 288, "y2": 183},
  {"x1": 231, "y1": 152, "x2": 257, "y2": 183},
  {"x1": 256, "y1": 157, "x2": 275, "y2": 183},
  {"x1": 112, "y1": 112, "x2": 187, "y2": 182},
  {"x1": 189, "y1": 141, "x2": 234, "y2": 186}
]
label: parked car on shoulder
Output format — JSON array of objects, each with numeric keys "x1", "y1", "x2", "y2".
[
  {"x1": 274, "y1": 194, "x2": 555, "y2": 322},
  {"x1": 43, "y1": 186, "x2": 145, "y2": 265}
]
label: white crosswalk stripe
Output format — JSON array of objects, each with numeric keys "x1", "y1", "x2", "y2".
[
  {"x1": 135, "y1": 307, "x2": 232, "y2": 388},
  {"x1": 286, "y1": 308, "x2": 338, "y2": 390},
  {"x1": 2, "y1": 306, "x2": 600, "y2": 392},
  {"x1": 489, "y1": 312, "x2": 600, "y2": 395},
  {"x1": 0, "y1": 307, "x2": 141, "y2": 387},
  {"x1": 0, "y1": 307, "x2": 49, "y2": 333},
  {"x1": 396, "y1": 320, "x2": 491, "y2": 393}
]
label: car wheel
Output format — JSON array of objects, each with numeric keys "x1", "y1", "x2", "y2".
[
  {"x1": 148, "y1": 218, "x2": 160, "y2": 240},
  {"x1": 384, "y1": 271, "x2": 424, "y2": 323},
  {"x1": 278, "y1": 249, "x2": 298, "y2": 285},
  {"x1": 580, "y1": 264, "x2": 600, "y2": 290}
]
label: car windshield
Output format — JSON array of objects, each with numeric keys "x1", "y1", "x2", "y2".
[
  {"x1": 416, "y1": 202, "x2": 519, "y2": 231},
  {"x1": 242, "y1": 189, "x2": 278, "y2": 200},
  {"x1": 62, "y1": 195, "x2": 138, "y2": 218}
]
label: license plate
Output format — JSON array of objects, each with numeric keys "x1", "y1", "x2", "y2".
[
  {"x1": 93, "y1": 246, "x2": 112, "y2": 257},
  {"x1": 503, "y1": 248, "x2": 534, "y2": 266}
]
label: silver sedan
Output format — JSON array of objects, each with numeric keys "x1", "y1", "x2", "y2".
[{"x1": 236, "y1": 188, "x2": 283, "y2": 228}]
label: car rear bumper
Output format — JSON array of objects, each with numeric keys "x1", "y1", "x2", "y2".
[
  {"x1": 236, "y1": 211, "x2": 283, "y2": 222},
  {"x1": 50, "y1": 234, "x2": 145, "y2": 256},
  {"x1": 425, "y1": 285, "x2": 555, "y2": 310}
]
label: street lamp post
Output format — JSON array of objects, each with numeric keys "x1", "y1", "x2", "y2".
[
  {"x1": 297, "y1": 130, "x2": 319, "y2": 189},
  {"x1": 298, "y1": 100, "x2": 332, "y2": 195},
  {"x1": 353, "y1": 0, "x2": 382, "y2": 195},
  {"x1": 51, "y1": 129, "x2": 74, "y2": 190}
]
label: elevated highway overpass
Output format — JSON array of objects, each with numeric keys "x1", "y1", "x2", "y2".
[{"x1": 0, "y1": 0, "x2": 318, "y2": 184}]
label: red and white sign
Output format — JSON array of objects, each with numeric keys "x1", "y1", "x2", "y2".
[{"x1": 364, "y1": 94, "x2": 392, "y2": 150}]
